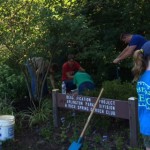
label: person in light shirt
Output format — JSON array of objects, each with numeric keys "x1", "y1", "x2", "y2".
[{"x1": 26, "y1": 57, "x2": 58, "y2": 99}]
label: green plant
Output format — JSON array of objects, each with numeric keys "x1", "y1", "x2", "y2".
[
  {"x1": 91, "y1": 116, "x2": 112, "y2": 133},
  {"x1": 0, "y1": 63, "x2": 26, "y2": 101},
  {"x1": 94, "y1": 135, "x2": 102, "y2": 144},
  {"x1": 69, "y1": 128, "x2": 79, "y2": 144},
  {"x1": 18, "y1": 99, "x2": 52, "y2": 127},
  {"x1": 128, "y1": 147, "x2": 144, "y2": 150},
  {"x1": 115, "y1": 136, "x2": 124, "y2": 150},
  {"x1": 40, "y1": 127, "x2": 53, "y2": 141},
  {"x1": 102, "y1": 80, "x2": 137, "y2": 100},
  {"x1": 102, "y1": 140, "x2": 110, "y2": 150},
  {"x1": 0, "y1": 97, "x2": 14, "y2": 114},
  {"x1": 60, "y1": 125, "x2": 68, "y2": 143},
  {"x1": 82, "y1": 88, "x2": 100, "y2": 97},
  {"x1": 82, "y1": 141, "x2": 89, "y2": 150}
]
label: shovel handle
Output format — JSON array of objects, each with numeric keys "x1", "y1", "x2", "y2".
[{"x1": 79, "y1": 88, "x2": 104, "y2": 138}]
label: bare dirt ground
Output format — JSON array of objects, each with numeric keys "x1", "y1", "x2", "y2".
[{"x1": 1, "y1": 118, "x2": 132, "y2": 150}]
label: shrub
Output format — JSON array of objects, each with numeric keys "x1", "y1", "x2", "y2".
[
  {"x1": 0, "y1": 63, "x2": 27, "y2": 101},
  {"x1": 102, "y1": 80, "x2": 137, "y2": 100},
  {"x1": 0, "y1": 98, "x2": 14, "y2": 114},
  {"x1": 18, "y1": 99, "x2": 52, "y2": 127}
]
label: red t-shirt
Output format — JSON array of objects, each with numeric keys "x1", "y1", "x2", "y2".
[{"x1": 62, "y1": 61, "x2": 81, "y2": 80}]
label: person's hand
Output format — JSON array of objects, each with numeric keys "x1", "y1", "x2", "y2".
[
  {"x1": 113, "y1": 58, "x2": 120, "y2": 64},
  {"x1": 36, "y1": 69, "x2": 40, "y2": 75}
]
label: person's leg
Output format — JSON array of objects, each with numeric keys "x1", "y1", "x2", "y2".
[
  {"x1": 143, "y1": 135, "x2": 150, "y2": 150},
  {"x1": 26, "y1": 61, "x2": 37, "y2": 98},
  {"x1": 86, "y1": 82, "x2": 95, "y2": 90},
  {"x1": 78, "y1": 83, "x2": 85, "y2": 95},
  {"x1": 43, "y1": 79, "x2": 48, "y2": 96},
  {"x1": 64, "y1": 80, "x2": 76, "y2": 93},
  {"x1": 78, "y1": 82, "x2": 95, "y2": 95},
  {"x1": 35, "y1": 72, "x2": 49, "y2": 99},
  {"x1": 31, "y1": 76, "x2": 37, "y2": 98},
  {"x1": 69, "y1": 80, "x2": 76, "y2": 91}
]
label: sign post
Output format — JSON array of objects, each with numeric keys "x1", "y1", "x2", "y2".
[
  {"x1": 128, "y1": 97, "x2": 138, "y2": 147},
  {"x1": 52, "y1": 89, "x2": 60, "y2": 127}
]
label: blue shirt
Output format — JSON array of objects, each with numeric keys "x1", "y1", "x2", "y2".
[
  {"x1": 129, "y1": 34, "x2": 147, "y2": 50},
  {"x1": 137, "y1": 70, "x2": 150, "y2": 135}
]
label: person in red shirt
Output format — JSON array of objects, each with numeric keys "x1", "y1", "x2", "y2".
[{"x1": 62, "y1": 54, "x2": 85, "y2": 93}]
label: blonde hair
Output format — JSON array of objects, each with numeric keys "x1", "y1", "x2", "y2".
[{"x1": 132, "y1": 49, "x2": 146, "y2": 81}]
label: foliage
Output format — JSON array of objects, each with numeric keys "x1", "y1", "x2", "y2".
[
  {"x1": 19, "y1": 99, "x2": 52, "y2": 127},
  {"x1": 60, "y1": 125, "x2": 68, "y2": 143},
  {"x1": 0, "y1": 45, "x2": 11, "y2": 63},
  {"x1": 82, "y1": 79, "x2": 137, "y2": 100},
  {"x1": 0, "y1": 98, "x2": 14, "y2": 115},
  {"x1": 115, "y1": 135, "x2": 124, "y2": 150},
  {"x1": 0, "y1": 0, "x2": 100, "y2": 101},
  {"x1": 0, "y1": 63, "x2": 26, "y2": 101},
  {"x1": 39, "y1": 125, "x2": 54, "y2": 141},
  {"x1": 82, "y1": 88, "x2": 100, "y2": 97},
  {"x1": 0, "y1": 0, "x2": 54, "y2": 101},
  {"x1": 102, "y1": 80, "x2": 137, "y2": 100},
  {"x1": 0, "y1": 0, "x2": 150, "y2": 89},
  {"x1": 78, "y1": 0, "x2": 150, "y2": 83},
  {"x1": 128, "y1": 147, "x2": 144, "y2": 150}
]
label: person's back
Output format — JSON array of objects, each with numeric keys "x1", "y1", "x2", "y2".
[
  {"x1": 73, "y1": 71, "x2": 95, "y2": 95},
  {"x1": 73, "y1": 71, "x2": 94, "y2": 88},
  {"x1": 129, "y1": 34, "x2": 147, "y2": 50},
  {"x1": 30, "y1": 57, "x2": 49, "y2": 74}
]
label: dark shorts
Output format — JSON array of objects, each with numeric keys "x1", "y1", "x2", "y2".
[
  {"x1": 64, "y1": 80, "x2": 76, "y2": 93},
  {"x1": 78, "y1": 81, "x2": 95, "y2": 95},
  {"x1": 143, "y1": 135, "x2": 150, "y2": 148}
]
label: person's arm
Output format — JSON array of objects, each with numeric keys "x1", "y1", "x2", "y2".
[
  {"x1": 73, "y1": 74, "x2": 77, "y2": 85},
  {"x1": 66, "y1": 61, "x2": 85, "y2": 79},
  {"x1": 78, "y1": 66, "x2": 85, "y2": 72},
  {"x1": 66, "y1": 72, "x2": 74, "y2": 79},
  {"x1": 50, "y1": 74, "x2": 55, "y2": 89},
  {"x1": 113, "y1": 45, "x2": 136, "y2": 64},
  {"x1": 117, "y1": 46, "x2": 129, "y2": 58}
]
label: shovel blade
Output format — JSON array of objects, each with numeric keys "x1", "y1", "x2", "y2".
[{"x1": 68, "y1": 141, "x2": 82, "y2": 150}]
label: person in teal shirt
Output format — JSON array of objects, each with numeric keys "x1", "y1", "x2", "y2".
[{"x1": 73, "y1": 71, "x2": 95, "y2": 95}]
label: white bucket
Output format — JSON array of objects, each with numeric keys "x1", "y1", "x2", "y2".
[{"x1": 0, "y1": 115, "x2": 15, "y2": 141}]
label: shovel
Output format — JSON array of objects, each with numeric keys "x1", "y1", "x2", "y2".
[{"x1": 68, "y1": 88, "x2": 104, "y2": 150}]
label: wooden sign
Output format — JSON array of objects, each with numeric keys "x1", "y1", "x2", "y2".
[
  {"x1": 52, "y1": 89, "x2": 138, "y2": 148},
  {"x1": 57, "y1": 93, "x2": 129, "y2": 119}
]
